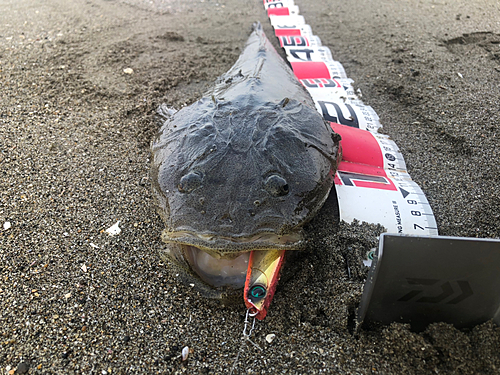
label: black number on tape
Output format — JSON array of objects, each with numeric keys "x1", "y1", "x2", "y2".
[
  {"x1": 318, "y1": 101, "x2": 359, "y2": 128},
  {"x1": 281, "y1": 36, "x2": 307, "y2": 47},
  {"x1": 289, "y1": 49, "x2": 315, "y2": 61}
]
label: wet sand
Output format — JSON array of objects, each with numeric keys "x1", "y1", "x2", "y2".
[{"x1": 1, "y1": 0, "x2": 500, "y2": 373}]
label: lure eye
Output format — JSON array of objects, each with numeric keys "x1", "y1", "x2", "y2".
[
  {"x1": 264, "y1": 175, "x2": 289, "y2": 197},
  {"x1": 178, "y1": 171, "x2": 203, "y2": 193},
  {"x1": 249, "y1": 285, "x2": 267, "y2": 301}
]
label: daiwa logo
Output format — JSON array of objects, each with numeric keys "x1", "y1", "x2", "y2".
[{"x1": 398, "y1": 278, "x2": 473, "y2": 304}]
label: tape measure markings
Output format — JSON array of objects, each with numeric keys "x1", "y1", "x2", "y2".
[{"x1": 263, "y1": 0, "x2": 438, "y2": 235}]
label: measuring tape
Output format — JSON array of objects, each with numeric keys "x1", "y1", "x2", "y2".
[{"x1": 263, "y1": 0, "x2": 438, "y2": 236}]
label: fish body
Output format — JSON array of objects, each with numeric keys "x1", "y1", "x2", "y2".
[{"x1": 151, "y1": 23, "x2": 340, "y2": 305}]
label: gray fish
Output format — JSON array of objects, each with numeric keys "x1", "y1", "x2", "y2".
[{"x1": 151, "y1": 22, "x2": 340, "y2": 300}]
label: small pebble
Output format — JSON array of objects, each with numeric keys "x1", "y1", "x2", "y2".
[
  {"x1": 16, "y1": 362, "x2": 29, "y2": 374},
  {"x1": 3, "y1": 221, "x2": 11, "y2": 230},
  {"x1": 123, "y1": 68, "x2": 134, "y2": 74},
  {"x1": 181, "y1": 346, "x2": 189, "y2": 361},
  {"x1": 106, "y1": 221, "x2": 121, "y2": 236},
  {"x1": 266, "y1": 334, "x2": 276, "y2": 343}
]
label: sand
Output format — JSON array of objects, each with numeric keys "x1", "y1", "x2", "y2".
[{"x1": 1, "y1": 0, "x2": 500, "y2": 373}]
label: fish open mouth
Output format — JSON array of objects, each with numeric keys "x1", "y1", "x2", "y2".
[
  {"x1": 160, "y1": 230, "x2": 304, "y2": 291},
  {"x1": 183, "y1": 245, "x2": 250, "y2": 288}
]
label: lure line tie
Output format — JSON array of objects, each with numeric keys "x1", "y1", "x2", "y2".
[{"x1": 230, "y1": 308, "x2": 262, "y2": 374}]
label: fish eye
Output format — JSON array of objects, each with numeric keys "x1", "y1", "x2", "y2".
[
  {"x1": 264, "y1": 174, "x2": 289, "y2": 197},
  {"x1": 178, "y1": 171, "x2": 203, "y2": 193}
]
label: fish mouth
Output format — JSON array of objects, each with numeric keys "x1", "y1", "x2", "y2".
[
  {"x1": 183, "y1": 245, "x2": 250, "y2": 288},
  {"x1": 160, "y1": 230, "x2": 304, "y2": 291}
]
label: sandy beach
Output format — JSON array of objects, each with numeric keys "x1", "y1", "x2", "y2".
[{"x1": 1, "y1": 0, "x2": 500, "y2": 373}]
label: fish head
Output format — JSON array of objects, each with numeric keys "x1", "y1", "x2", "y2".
[{"x1": 151, "y1": 96, "x2": 340, "y2": 295}]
